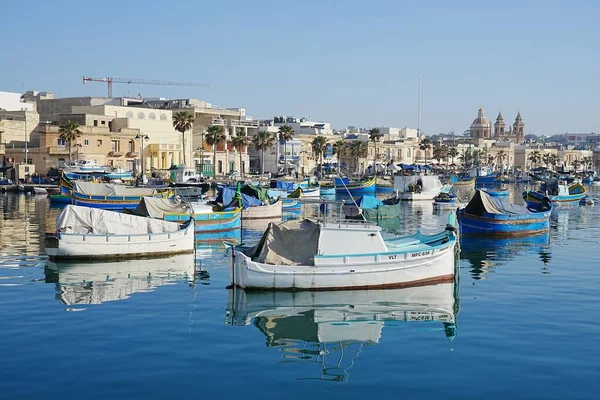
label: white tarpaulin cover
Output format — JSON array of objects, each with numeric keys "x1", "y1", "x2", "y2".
[
  {"x1": 73, "y1": 181, "x2": 157, "y2": 197},
  {"x1": 246, "y1": 219, "x2": 320, "y2": 266},
  {"x1": 56, "y1": 205, "x2": 182, "y2": 235},
  {"x1": 131, "y1": 197, "x2": 191, "y2": 219}
]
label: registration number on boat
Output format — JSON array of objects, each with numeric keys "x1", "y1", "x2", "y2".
[{"x1": 410, "y1": 250, "x2": 431, "y2": 258}]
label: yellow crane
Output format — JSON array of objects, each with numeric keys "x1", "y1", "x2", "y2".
[{"x1": 82, "y1": 76, "x2": 209, "y2": 97}]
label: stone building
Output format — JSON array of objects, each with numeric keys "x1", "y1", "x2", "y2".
[
  {"x1": 470, "y1": 108, "x2": 525, "y2": 143},
  {"x1": 470, "y1": 108, "x2": 492, "y2": 139}
]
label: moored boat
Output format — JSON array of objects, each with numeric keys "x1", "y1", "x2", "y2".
[
  {"x1": 342, "y1": 195, "x2": 401, "y2": 219},
  {"x1": 334, "y1": 177, "x2": 377, "y2": 195},
  {"x1": 482, "y1": 186, "x2": 508, "y2": 197},
  {"x1": 458, "y1": 189, "x2": 552, "y2": 236},
  {"x1": 242, "y1": 199, "x2": 283, "y2": 219},
  {"x1": 523, "y1": 181, "x2": 585, "y2": 207},
  {"x1": 226, "y1": 213, "x2": 459, "y2": 290},
  {"x1": 394, "y1": 174, "x2": 447, "y2": 201},
  {"x1": 451, "y1": 176, "x2": 475, "y2": 186},
  {"x1": 71, "y1": 181, "x2": 167, "y2": 210},
  {"x1": 319, "y1": 184, "x2": 336, "y2": 196},
  {"x1": 45, "y1": 205, "x2": 195, "y2": 260}
]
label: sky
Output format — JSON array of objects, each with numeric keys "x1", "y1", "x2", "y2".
[{"x1": 1, "y1": 0, "x2": 599, "y2": 135}]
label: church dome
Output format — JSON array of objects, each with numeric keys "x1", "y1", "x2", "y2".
[{"x1": 471, "y1": 108, "x2": 491, "y2": 128}]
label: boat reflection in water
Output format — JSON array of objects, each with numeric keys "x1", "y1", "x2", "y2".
[
  {"x1": 461, "y1": 232, "x2": 551, "y2": 279},
  {"x1": 44, "y1": 253, "x2": 198, "y2": 308},
  {"x1": 226, "y1": 282, "x2": 459, "y2": 383}
]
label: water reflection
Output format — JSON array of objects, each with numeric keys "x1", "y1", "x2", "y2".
[
  {"x1": 44, "y1": 253, "x2": 197, "y2": 308},
  {"x1": 226, "y1": 282, "x2": 458, "y2": 383},
  {"x1": 461, "y1": 233, "x2": 551, "y2": 279}
]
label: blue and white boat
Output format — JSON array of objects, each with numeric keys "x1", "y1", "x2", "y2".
[
  {"x1": 105, "y1": 168, "x2": 133, "y2": 180},
  {"x1": 334, "y1": 177, "x2": 376, "y2": 195},
  {"x1": 482, "y1": 186, "x2": 508, "y2": 197},
  {"x1": 523, "y1": 181, "x2": 586, "y2": 207},
  {"x1": 458, "y1": 189, "x2": 551, "y2": 236}
]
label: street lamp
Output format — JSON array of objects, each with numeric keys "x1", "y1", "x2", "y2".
[
  {"x1": 75, "y1": 143, "x2": 82, "y2": 161},
  {"x1": 135, "y1": 134, "x2": 149, "y2": 183}
]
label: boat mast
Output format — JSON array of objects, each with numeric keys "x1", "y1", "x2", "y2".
[{"x1": 417, "y1": 76, "x2": 422, "y2": 137}]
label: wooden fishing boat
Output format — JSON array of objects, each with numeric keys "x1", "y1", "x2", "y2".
[
  {"x1": 301, "y1": 186, "x2": 321, "y2": 197},
  {"x1": 523, "y1": 181, "x2": 585, "y2": 206},
  {"x1": 226, "y1": 213, "x2": 458, "y2": 290},
  {"x1": 129, "y1": 197, "x2": 242, "y2": 242},
  {"x1": 458, "y1": 189, "x2": 551, "y2": 236},
  {"x1": 45, "y1": 205, "x2": 195, "y2": 260},
  {"x1": 242, "y1": 199, "x2": 283, "y2": 220},
  {"x1": 334, "y1": 177, "x2": 377, "y2": 195},
  {"x1": 342, "y1": 195, "x2": 401, "y2": 219},
  {"x1": 319, "y1": 184, "x2": 336, "y2": 196},
  {"x1": 71, "y1": 181, "x2": 167, "y2": 210},
  {"x1": 49, "y1": 194, "x2": 72, "y2": 204},
  {"x1": 452, "y1": 177, "x2": 475, "y2": 186}
]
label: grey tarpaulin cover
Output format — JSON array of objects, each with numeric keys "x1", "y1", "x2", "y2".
[
  {"x1": 130, "y1": 197, "x2": 191, "y2": 219},
  {"x1": 245, "y1": 219, "x2": 320, "y2": 266},
  {"x1": 73, "y1": 181, "x2": 157, "y2": 197},
  {"x1": 56, "y1": 205, "x2": 181, "y2": 235},
  {"x1": 464, "y1": 189, "x2": 533, "y2": 216}
]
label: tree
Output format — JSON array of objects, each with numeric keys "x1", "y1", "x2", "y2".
[
  {"x1": 368, "y1": 128, "x2": 383, "y2": 175},
  {"x1": 349, "y1": 140, "x2": 368, "y2": 175},
  {"x1": 496, "y1": 150, "x2": 507, "y2": 167},
  {"x1": 571, "y1": 158, "x2": 580, "y2": 171},
  {"x1": 251, "y1": 131, "x2": 275, "y2": 175},
  {"x1": 582, "y1": 156, "x2": 593, "y2": 170},
  {"x1": 419, "y1": 137, "x2": 432, "y2": 165},
  {"x1": 205, "y1": 125, "x2": 227, "y2": 177},
  {"x1": 447, "y1": 147, "x2": 459, "y2": 166},
  {"x1": 549, "y1": 154, "x2": 559, "y2": 170},
  {"x1": 432, "y1": 145, "x2": 447, "y2": 165},
  {"x1": 487, "y1": 154, "x2": 496, "y2": 166},
  {"x1": 311, "y1": 135, "x2": 328, "y2": 176},
  {"x1": 542, "y1": 152, "x2": 551, "y2": 168},
  {"x1": 332, "y1": 139, "x2": 346, "y2": 174},
  {"x1": 172, "y1": 111, "x2": 194, "y2": 167},
  {"x1": 231, "y1": 130, "x2": 249, "y2": 177},
  {"x1": 278, "y1": 125, "x2": 294, "y2": 176},
  {"x1": 58, "y1": 121, "x2": 82, "y2": 163},
  {"x1": 528, "y1": 150, "x2": 542, "y2": 169}
]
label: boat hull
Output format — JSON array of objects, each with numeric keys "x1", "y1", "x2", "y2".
[
  {"x1": 482, "y1": 189, "x2": 508, "y2": 197},
  {"x1": 49, "y1": 194, "x2": 72, "y2": 204},
  {"x1": 164, "y1": 208, "x2": 242, "y2": 242},
  {"x1": 45, "y1": 219, "x2": 195, "y2": 260},
  {"x1": 320, "y1": 186, "x2": 336, "y2": 196},
  {"x1": 457, "y1": 209, "x2": 551, "y2": 236},
  {"x1": 228, "y1": 235, "x2": 457, "y2": 290},
  {"x1": 335, "y1": 178, "x2": 376, "y2": 195},
  {"x1": 242, "y1": 199, "x2": 283, "y2": 220},
  {"x1": 524, "y1": 190, "x2": 584, "y2": 206},
  {"x1": 397, "y1": 191, "x2": 439, "y2": 201}
]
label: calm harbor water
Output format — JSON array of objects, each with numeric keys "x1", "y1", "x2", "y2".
[{"x1": 1, "y1": 186, "x2": 599, "y2": 400}]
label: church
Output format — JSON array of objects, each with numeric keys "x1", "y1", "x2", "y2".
[{"x1": 470, "y1": 108, "x2": 525, "y2": 143}]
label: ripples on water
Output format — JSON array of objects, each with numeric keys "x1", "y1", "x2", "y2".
[{"x1": 0, "y1": 188, "x2": 599, "y2": 399}]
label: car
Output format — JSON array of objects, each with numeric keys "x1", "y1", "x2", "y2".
[{"x1": 0, "y1": 178, "x2": 13, "y2": 185}]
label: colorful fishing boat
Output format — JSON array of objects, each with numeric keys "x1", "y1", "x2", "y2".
[
  {"x1": 226, "y1": 213, "x2": 458, "y2": 290},
  {"x1": 523, "y1": 181, "x2": 586, "y2": 207},
  {"x1": 450, "y1": 176, "x2": 475, "y2": 186},
  {"x1": 105, "y1": 168, "x2": 133, "y2": 180},
  {"x1": 458, "y1": 189, "x2": 552, "y2": 236},
  {"x1": 71, "y1": 181, "x2": 167, "y2": 210},
  {"x1": 319, "y1": 184, "x2": 336, "y2": 196},
  {"x1": 342, "y1": 195, "x2": 401, "y2": 219},
  {"x1": 482, "y1": 186, "x2": 508, "y2": 197},
  {"x1": 475, "y1": 174, "x2": 501, "y2": 187},
  {"x1": 129, "y1": 197, "x2": 242, "y2": 242},
  {"x1": 334, "y1": 177, "x2": 376, "y2": 195}
]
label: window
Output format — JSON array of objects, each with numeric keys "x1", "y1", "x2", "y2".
[
  {"x1": 128, "y1": 140, "x2": 134, "y2": 152},
  {"x1": 57, "y1": 138, "x2": 66, "y2": 146},
  {"x1": 24, "y1": 166, "x2": 30, "y2": 173},
  {"x1": 84, "y1": 139, "x2": 89, "y2": 146},
  {"x1": 126, "y1": 111, "x2": 134, "y2": 118},
  {"x1": 97, "y1": 140, "x2": 103, "y2": 146},
  {"x1": 148, "y1": 113, "x2": 156, "y2": 120},
  {"x1": 93, "y1": 120, "x2": 98, "y2": 127},
  {"x1": 218, "y1": 160, "x2": 223, "y2": 174},
  {"x1": 101, "y1": 120, "x2": 106, "y2": 125},
  {"x1": 111, "y1": 140, "x2": 120, "y2": 152},
  {"x1": 137, "y1": 112, "x2": 145, "y2": 119},
  {"x1": 160, "y1": 113, "x2": 168, "y2": 121}
]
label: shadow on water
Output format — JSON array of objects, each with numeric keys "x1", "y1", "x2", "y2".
[
  {"x1": 225, "y1": 280, "x2": 459, "y2": 385},
  {"x1": 460, "y1": 232, "x2": 551, "y2": 280}
]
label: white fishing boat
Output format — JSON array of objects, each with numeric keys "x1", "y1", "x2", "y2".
[
  {"x1": 301, "y1": 186, "x2": 321, "y2": 197},
  {"x1": 226, "y1": 213, "x2": 458, "y2": 290},
  {"x1": 33, "y1": 187, "x2": 48, "y2": 195},
  {"x1": 45, "y1": 205, "x2": 195, "y2": 260},
  {"x1": 394, "y1": 174, "x2": 448, "y2": 201},
  {"x1": 241, "y1": 199, "x2": 283, "y2": 220}
]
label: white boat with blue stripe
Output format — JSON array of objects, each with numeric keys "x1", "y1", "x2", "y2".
[{"x1": 226, "y1": 213, "x2": 459, "y2": 290}]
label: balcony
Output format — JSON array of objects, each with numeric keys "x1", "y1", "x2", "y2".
[
  {"x1": 48, "y1": 146, "x2": 70, "y2": 155},
  {"x1": 212, "y1": 118, "x2": 226, "y2": 125},
  {"x1": 148, "y1": 143, "x2": 183, "y2": 153},
  {"x1": 230, "y1": 119, "x2": 259, "y2": 127},
  {"x1": 108, "y1": 151, "x2": 125, "y2": 158},
  {"x1": 126, "y1": 151, "x2": 140, "y2": 158}
]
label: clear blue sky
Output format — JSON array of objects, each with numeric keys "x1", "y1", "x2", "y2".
[{"x1": 1, "y1": 0, "x2": 598, "y2": 135}]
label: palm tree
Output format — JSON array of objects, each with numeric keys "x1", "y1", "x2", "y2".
[
  {"x1": 58, "y1": 121, "x2": 82, "y2": 163},
  {"x1": 368, "y1": 128, "x2": 383, "y2": 175},
  {"x1": 542, "y1": 152, "x2": 551, "y2": 168},
  {"x1": 205, "y1": 125, "x2": 227, "y2": 177},
  {"x1": 447, "y1": 147, "x2": 459, "y2": 166},
  {"x1": 332, "y1": 139, "x2": 346, "y2": 174},
  {"x1": 549, "y1": 154, "x2": 559, "y2": 170},
  {"x1": 571, "y1": 158, "x2": 581, "y2": 171},
  {"x1": 251, "y1": 131, "x2": 275, "y2": 175},
  {"x1": 496, "y1": 150, "x2": 507, "y2": 169},
  {"x1": 432, "y1": 146, "x2": 447, "y2": 165},
  {"x1": 582, "y1": 156, "x2": 593, "y2": 170},
  {"x1": 311, "y1": 135, "x2": 328, "y2": 176},
  {"x1": 277, "y1": 125, "x2": 294, "y2": 176},
  {"x1": 528, "y1": 150, "x2": 542, "y2": 169},
  {"x1": 231, "y1": 130, "x2": 249, "y2": 177},
  {"x1": 172, "y1": 111, "x2": 194, "y2": 167},
  {"x1": 349, "y1": 140, "x2": 368, "y2": 175},
  {"x1": 419, "y1": 137, "x2": 432, "y2": 165},
  {"x1": 487, "y1": 154, "x2": 496, "y2": 166}
]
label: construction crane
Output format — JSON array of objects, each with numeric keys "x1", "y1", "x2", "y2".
[{"x1": 82, "y1": 76, "x2": 210, "y2": 98}]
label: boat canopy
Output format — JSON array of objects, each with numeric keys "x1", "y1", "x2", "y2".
[
  {"x1": 56, "y1": 205, "x2": 181, "y2": 235},
  {"x1": 465, "y1": 190, "x2": 536, "y2": 216},
  {"x1": 73, "y1": 181, "x2": 157, "y2": 197},
  {"x1": 271, "y1": 180, "x2": 298, "y2": 191},
  {"x1": 355, "y1": 195, "x2": 384, "y2": 209},
  {"x1": 244, "y1": 219, "x2": 320, "y2": 266},
  {"x1": 130, "y1": 197, "x2": 191, "y2": 219},
  {"x1": 217, "y1": 186, "x2": 262, "y2": 210}
]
